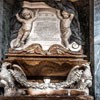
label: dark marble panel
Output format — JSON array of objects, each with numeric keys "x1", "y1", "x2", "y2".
[
  {"x1": 94, "y1": 0, "x2": 100, "y2": 100},
  {"x1": 94, "y1": 0, "x2": 100, "y2": 38},
  {"x1": 0, "y1": 0, "x2": 3, "y2": 60},
  {"x1": 94, "y1": 45, "x2": 100, "y2": 100},
  {"x1": 2, "y1": 0, "x2": 14, "y2": 59}
]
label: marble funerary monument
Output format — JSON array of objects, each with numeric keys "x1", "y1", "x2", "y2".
[{"x1": 0, "y1": 0, "x2": 93, "y2": 100}]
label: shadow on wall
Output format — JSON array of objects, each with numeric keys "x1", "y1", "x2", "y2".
[{"x1": 2, "y1": 0, "x2": 21, "y2": 59}]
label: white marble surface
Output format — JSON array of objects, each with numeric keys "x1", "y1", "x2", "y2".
[{"x1": 24, "y1": 10, "x2": 62, "y2": 50}]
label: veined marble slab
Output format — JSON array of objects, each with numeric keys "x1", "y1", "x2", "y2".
[{"x1": 94, "y1": 0, "x2": 100, "y2": 100}]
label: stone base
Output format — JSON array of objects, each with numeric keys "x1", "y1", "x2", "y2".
[{"x1": 0, "y1": 96, "x2": 93, "y2": 100}]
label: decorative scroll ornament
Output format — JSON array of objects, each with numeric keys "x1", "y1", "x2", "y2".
[
  {"x1": 47, "y1": 44, "x2": 68, "y2": 55},
  {"x1": 69, "y1": 42, "x2": 82, "y2": 52},
  {"x1": 9, "y1": 43, "x2": 82, "y2": 55},
  {"x1": 21, "y1": 44, "x2": 45, "y2": 55}
]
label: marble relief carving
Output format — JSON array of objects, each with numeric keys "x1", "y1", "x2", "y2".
[
  {"x1": 0, "y1": 62, "x2": 92, "y2": 96},
  {"x1": 10, "y1": 1, "x2": 82, "y2": 53},
  {"x1": 0, "y1": 0, "x2": 93, "y2": 97},
  {"x1": 11, "y1": 9, "x2": 39, "y2": 48}
]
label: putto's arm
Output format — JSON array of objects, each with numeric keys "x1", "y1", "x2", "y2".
[
  {"x1": 32, "y1": 9, "x2": 39, "y2": 21},
  {"x1": 16, "y1": 13, "x2": 24, "y2": 22},
  {"x1": 69, "y1": 13, "x2": 74, "y2": 20},
  {"x1": 56, "y1": 10, "x2": 62, "y2": 20}
]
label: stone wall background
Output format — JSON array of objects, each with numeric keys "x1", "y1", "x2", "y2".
[
  {"x1": 1, "y1": 0, "x2": 21, "y2": 59},
  {"x1": 2, "y1": 0, "x2": 14, "y2": 59},
  {"x1": 0, "y1": 0, "x2": 3, "y2": 60}
]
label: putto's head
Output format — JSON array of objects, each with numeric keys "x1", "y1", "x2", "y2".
[
  {"x1": 62, "y1": 11, "x2": 70, "y2": 18},
  {"x1": 22, "y1": 8, "x2": 33, "y2": 19}
]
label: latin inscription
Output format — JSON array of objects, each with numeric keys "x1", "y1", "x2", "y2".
[{"x1": 26, "y1": 11, "x2": 62, "y2": 50}]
